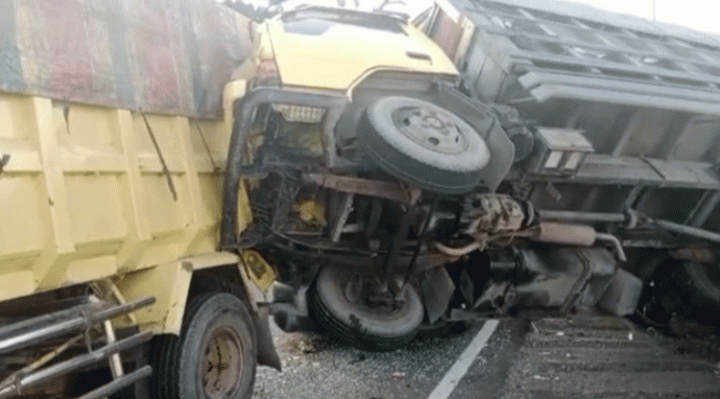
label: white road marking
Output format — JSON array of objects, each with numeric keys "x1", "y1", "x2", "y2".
[{"x1": 427, "y1": 319, "x2": 501, "y2": 399}]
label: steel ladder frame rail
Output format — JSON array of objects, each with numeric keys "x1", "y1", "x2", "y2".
[
  {"x1": 0, "y1": 296, "x2": 155, "y2": 398},
  {"x1": 0, "y1": 297, "x2": 155, "y2": 356}
]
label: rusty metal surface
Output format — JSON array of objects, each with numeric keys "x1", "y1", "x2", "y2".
[
  {"x1": 302, "y1": 173, "x2": 415, "y2": 204},
  {"x1": 461, "y1": 194, "x2": 526, "y2": 234},
  {"x1": 0, "y1": 0, "x2": 252, "y2": 118}
]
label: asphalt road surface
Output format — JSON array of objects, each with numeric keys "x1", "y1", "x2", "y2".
[{"x1": 252, "y1": 312, "x2": 720, "y2": 399}]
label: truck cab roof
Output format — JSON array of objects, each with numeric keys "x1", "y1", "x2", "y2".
[{"x1": 265, "y1": 6, "x2": 459, "y2": 91}]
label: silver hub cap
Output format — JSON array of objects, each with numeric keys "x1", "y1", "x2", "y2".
[{"x1": 392, "y1": 106, "x2": 468, "y2": 154}]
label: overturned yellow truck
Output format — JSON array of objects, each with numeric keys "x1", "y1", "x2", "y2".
[{"x1": 239, "y1": 0, "x2": 720, "y2": 354}]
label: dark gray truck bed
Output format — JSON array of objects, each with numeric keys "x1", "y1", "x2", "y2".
[{"x1": 427, "y1": 0, "x2": 720, "y2": 236}]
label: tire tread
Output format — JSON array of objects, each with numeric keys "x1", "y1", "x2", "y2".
[
  {"x1": 309, "y1": 273, "x2": 421, "y2": 352},
  {"x1": 151, "y1": 291, "x2": 256, "y2": 399}
]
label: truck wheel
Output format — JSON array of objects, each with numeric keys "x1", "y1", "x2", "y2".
[
  {"x1": 674, "y1": 261, "x2": 720, "y2": 326},
  {"x1": 358, "y1": 96, "x2": 491, "y2": 194},
  {"x1": 309, "y1": 267, "x2": 424, "y2": 352},
  {"x1": 641, "y1": 259, "x2": 720, "y2": 329},
  {"x1": 152, "y1": 293, "x2": 257, "y2": 399}
]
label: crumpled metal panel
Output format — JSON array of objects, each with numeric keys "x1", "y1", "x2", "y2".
[{"x1": 0, "y1": 0, "x2": 251, "y2": 118}]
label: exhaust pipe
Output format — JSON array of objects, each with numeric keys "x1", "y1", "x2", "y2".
[{"x1": 535, "y1": 222, "x2": 627, "y2": 262}]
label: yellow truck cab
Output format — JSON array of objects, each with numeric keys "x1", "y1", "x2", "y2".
[
  {"x1": 229, "y1": 0, "x2": 720, "y2": 358},
  {"x1": 224, "y1": 5, "x2": 517, "y2": 351}
]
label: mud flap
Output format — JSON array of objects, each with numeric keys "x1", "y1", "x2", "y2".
[
  {"x1": 253, "y1": 305, "x2": 282, "y2": 371},
  {"x1": 238, "y1": 250, "x2": 281, "y2": 370}
]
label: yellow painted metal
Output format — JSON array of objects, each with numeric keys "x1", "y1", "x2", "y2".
[
  {"x1": 113, "y1": 259, "x2": 192, "y2": 334},
  {"x1": 0, "y1": 92, "x2": 264, "y2": 334},
  {"x1": 241, "y1": 250, "x2": 277, "y2": 294},
  {"x1": 297, "y1": 200, "x2": 327, "y2": 226},
  {"x1": 0, "y1": 8, "x2": 456, "y2": 336},
  {"x1": 223, "y1": 79, "x2": 248, "y2": 111},
  {"x1": 266, "y1": 16, "x2": 458, "y2": 91},
  {"x1": 113, "y1": 252, "x2": 243, "y2": 334}
]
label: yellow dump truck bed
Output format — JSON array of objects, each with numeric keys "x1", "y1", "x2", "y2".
[
  {"x1": 0, "y1": 0, "x2": 252, "y2": 303},
  {"x1": 0, "y1": 94, "x2": 233, "y2": 302}
]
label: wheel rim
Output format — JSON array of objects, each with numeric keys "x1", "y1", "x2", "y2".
[
  {"x1": 199, "y1": 326, "x2": 244, "y2": 399},
  {"x1": 391, "y1": 106, "x2": 468, "y2": 154},
  {"x1": 340, "y1": 274, "x2": 411, "y2": 321}
]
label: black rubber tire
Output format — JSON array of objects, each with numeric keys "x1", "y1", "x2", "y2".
[
  {"x1": 151, "y1": 293, "x2": 257, "y2": 399},
  {"x1": 358, "y1": 96, "x2": 490, "y2": 194},
  {"x1": 640, "y1": 259, "x2": 720, "y2": 328},
  {"x1": 673, "y1": 261, "x2": 720, "y2": 327},
  {"x1": 309, "y1": 267, "x2": 424, "y2": 352}
]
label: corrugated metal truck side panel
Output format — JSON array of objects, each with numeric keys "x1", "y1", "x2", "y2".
[
  {"x1": 0, "y1": 0, "x2": 251, "y2": 302},
  {"x1": 0, "y1": 93, "x2": 233, "y2": 302}
]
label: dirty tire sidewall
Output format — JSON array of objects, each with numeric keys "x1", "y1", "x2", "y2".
[
  {"x1": 310, "y1": 267, "x2": 424, "y2": 352},
  {"x1": 359, "y1": 96, "x2": 490, "y2": 194},
  {"x1": 680, "y1": 261, "x2": 720, "y2": 326},
  {"x1": 154, "y1": 293, "x2": 257, "y2": 399}
]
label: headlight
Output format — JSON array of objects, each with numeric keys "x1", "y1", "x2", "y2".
[{"x1": 272, "y1": 104, "x2": 326, "y2": 123}]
